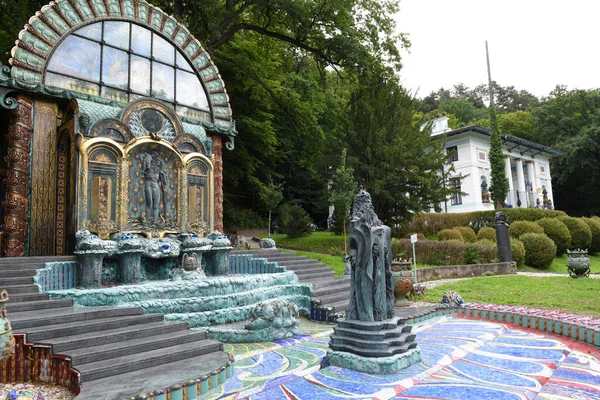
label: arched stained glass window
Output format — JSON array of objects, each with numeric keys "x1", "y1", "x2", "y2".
[{"x1": 44, "y1": 21, "x2": 210, "y2": 120}]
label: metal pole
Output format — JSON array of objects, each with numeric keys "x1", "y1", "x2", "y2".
[{"x1": 412, "y1": 241, "x2": 418, "y2": 285}]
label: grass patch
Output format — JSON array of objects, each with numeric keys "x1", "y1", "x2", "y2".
[
  {"x1": 267, "y1": 232, "x2": 346, "y2": 254},
  {"x1": 420, "y1": 275, "x2": 600, "y2": 318},
  {"x1": 518, "y1": 253, "x2": 600, "y2": 274},
  {"x1": 282, "y1": 249, "x2": 346, "y2": 276}
]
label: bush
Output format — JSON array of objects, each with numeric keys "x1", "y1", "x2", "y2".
[
  {"x1": 510, "y1": 238, "x2": 526, "y2": 267},
  {"x1": 581, "y1": 217, "x2": 600, "y2": 253},
  {"x1": 519, "y1": 233, "x2": 556, "y2": 269},
  {"x1": 402, "y1": 232, "x2": 427, "y2": 241},
  {"x1": 477, "y1": 227, "x2": 496, "y2": 242},
  {"x1": 454, "y1": 226, "x2": 477, "y2": 243},
  {"x1": 535, "y1": 217, "x2": 571, "y2": 256},
  {"x1": 437, "y1": 229, "x2": 463, "y2": 241},
  {"x1": 477, "y1": 239, "x2": 496, "y2": 248},
  {"x1": 278, "y1": 203, "x2": 313, "y2": 238},
  {"x1": 392, "y1": 239, "x2": 497, "y2": 266},
  {"x1": 223, "y1": 208, "x2": 264, "y2": 231},
  {"x1": 408, "y1": 208, "x2": 566, "y2": 236},
  {"x1": 509, "y1": 221, "x2": 544, "y2": 239},
  {"x1": 558, "y1": 216, "x2": 592, "y2": 250}
]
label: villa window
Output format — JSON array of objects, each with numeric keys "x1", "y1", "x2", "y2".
[
  {"x1": 446, "y1": 146, "x2": 458, "y2": 162},
  {"x1": 449, "y1": 177, "x2": 462, "y2": 205}
]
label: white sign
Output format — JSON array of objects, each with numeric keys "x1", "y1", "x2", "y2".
[{"x1": 410, "y1": 234, "x2": 418, "y2": 243}]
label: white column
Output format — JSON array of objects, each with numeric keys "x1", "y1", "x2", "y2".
[
  {"x1": 515, "y1": 158, "x2": 526, "y2": 208},
  {"x1": 504, "y1": 155, "x2": 515, "y2": 206},
  {"x1": 526, "y1": 161, "x2": 536, "y2": 207},
  {"x1": 546, "y1": 163, "x2": 555, "y2": 209}
]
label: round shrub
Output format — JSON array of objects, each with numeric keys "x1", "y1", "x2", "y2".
[
  {"x1": 519, "y1": 233, "x2": 556, "y2": 269},
  {"x1": 454, "y1": 226, "x2": 477, "y2": 243},
  {"x1": 437, "y1": 229, "x2": 463, "y2": 241},
  {"x1": 278, "y1": 203, "x2": 313, "y2": 238},
  {"x1": 581, "y1": 217, "x2": 600, "y2": 253},
  {"x1": 535, "y1": 217, "x2": 571, "y2": 256},
  {"x1": 509, "y1": 221, "x2": 544, "y2": 239},
  {"x1": 558, "y1": 216, "x2": 592, "y2": 250},
  {"x1": 510, "y1": 238, "x2": 526, "y2": 267},
  {"x1": 476, "y1": 239, "x2": 496, "y2": 248},
  {"x1": 476, "y1": 227, "x2": 496, "y2": 242}
]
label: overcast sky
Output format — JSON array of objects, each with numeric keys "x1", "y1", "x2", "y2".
[{"x1": 395, "y1": 0, "x2": 600, "y2": 99}]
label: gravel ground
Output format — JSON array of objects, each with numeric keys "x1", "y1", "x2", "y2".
[{"x1": 0, "y1": 383, "x2": 75, "y2": 400}]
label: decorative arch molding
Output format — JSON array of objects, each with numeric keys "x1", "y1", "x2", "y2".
[
  {"x1": 88, "y1": 118, "x2": 133, "y2": 142},
  {"x1": 173, "y1": 134, "x2": 206, "y2": 155},
  {"x1": 9, "y1": 0, "x2": 232, "y2": 128}
]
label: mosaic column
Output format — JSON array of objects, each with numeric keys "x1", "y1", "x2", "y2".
[
  {"x1": 212, "y1": 135, "x2": 223, "y2": 232},
  {"x1": 2, "y1": 95, "x2": 32, "y2": 257}
]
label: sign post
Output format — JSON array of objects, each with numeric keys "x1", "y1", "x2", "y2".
[{"x1": 410, "y1": 234, "x2": 418, "y2": 285}]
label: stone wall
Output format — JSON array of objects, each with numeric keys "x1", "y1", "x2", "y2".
[{"x1": 417, "y1": 262, "x2": 515, "y2": 282}]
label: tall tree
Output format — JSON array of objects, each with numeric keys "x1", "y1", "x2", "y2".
[{"x1": 329, "y1": 149, "x2": 356, "y2": 252}]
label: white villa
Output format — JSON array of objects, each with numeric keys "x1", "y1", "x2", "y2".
[{"x1": 424, "y1": 115, "x2": 563, "y2": 213}]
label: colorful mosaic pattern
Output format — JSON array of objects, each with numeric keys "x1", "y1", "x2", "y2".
[{"x1": 201, "y1": 315, "x2": 600, "y2": 400}]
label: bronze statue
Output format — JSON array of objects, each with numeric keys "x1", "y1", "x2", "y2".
[{"x1": 140, "y1": 152, "x2": 167, "y2": 223}]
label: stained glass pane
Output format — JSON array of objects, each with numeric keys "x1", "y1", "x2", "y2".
[
  {"x1": 130, "y1": 56, "x2": 151, "y2": 95},
  {"x1": 104, "y1": 21, "x2": 130, "y2": 50},
  {"x1": 153, "y1": 33, "x2": 175, "y2": 65},
  {"x1": 47, "y1": 36, "x2": 100, "y2": 82},
  {"x1": 102, "y1": 47, "x2": 129, "y2": 89},
  {"x1": 152, "y1": 62, "x2": 174, "y2": 101},
  {"x1": 176, "y1": 51, "x2": 194, "y2": 72},
  {"x1": 176, "y1": 70, "x2": 208, "y2": 109},
  {"x1": 176, "y1": 106, "x2": 211, "y2": 121},
  {"x1": 45, "y1": 72, "x2": 99, "y2": 95},
  {"x1": 75, "y1": 22, "x2": 102, "y2": 41},
  {"x1": 101, "y1": 87, "x2": 128, "y2": 103},
  {"x1": 131, "y1": 24, "x2": 151, "y2": 57}
]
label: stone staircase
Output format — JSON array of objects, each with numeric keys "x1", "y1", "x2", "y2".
[
  {"x1": 231, "y1": 249, "x2": 351, "y2": 313},
  {"x1": 0, "y1": 256, "x2": 229, "y2": 399}
]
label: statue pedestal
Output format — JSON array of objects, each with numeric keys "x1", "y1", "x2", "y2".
[
  {"x1": 328, "y1": 317, "x2": 421, "y2": 374},
  {"x1": 118, "y1": 251, "x2": 143, "y2": 284},
  {"x1": 77, "y1": 252, "x2": 105, "y2": 289}
]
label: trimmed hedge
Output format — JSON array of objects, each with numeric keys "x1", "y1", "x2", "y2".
[
  {"x1": 581, "y1": 217, "x2": 600, "y2": 253},
  {"x1": 535, "y1": 218, "x2": 571, "y2": 256},
  {"x1": 402, "y1": 232, "x2": 427, "y2": 241},
  {"x1": 454, "y1": 226, "x2": 477, "y2": 243},
  {"x1": 437, "y1": 229, "x2": 463, "y2": 241},
  {"x1": 558, "y1": 216, "x2": 592, "y2": 250},
  {"x1": 477, "y1": 227, "x2": 496, "y2": 242},
  {"x1": 477, "y1": 239, "x2": 496, "y2": 247},
  {"x1": 509, "y1": 221, "x2": 544, "y2": 239},
  {"x1": 510, "y1": 238, "x2": 526, "y2": 267},
  {"x1": 392, "y1": 239, "x2": 497, "y2": 266},
  {"x1": 409, "y1": 208, "x2": 566, "y2": 236},
  {"x1": 520, "y1": 233, "x2": 556, "y2": 269}
]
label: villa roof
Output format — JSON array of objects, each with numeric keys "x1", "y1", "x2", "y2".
[{"x1": 443, "y1": 125, "x2": 564, "y2": 157}]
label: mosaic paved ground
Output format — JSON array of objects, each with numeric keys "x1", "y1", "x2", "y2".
[{"x1": 200, "y1": 316, "x2": 600, "y2": 400}]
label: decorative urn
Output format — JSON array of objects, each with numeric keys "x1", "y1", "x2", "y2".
[
  {"x1": 566, "y1": 249, "x2": 590, "y2": 278},
  {"x1": 0, "y1": 289, "x2": 15, "y2": 366},
  {"x1": 391, "y1": 259, "x2": 414, "y2": 307}
]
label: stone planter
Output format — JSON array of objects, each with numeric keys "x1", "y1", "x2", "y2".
[
  {"x1": 118, "y1": 251, "x2": 144, "y2": 284},
  {"x1": 567, "y1": 249, "x2": 590, "y2": 278},
  {"x1": 0, "y1": 290, "x2": 15, "y2": 366},
  {"x1": 391, "y1": 262, "x2": 414, "y2": 307}
]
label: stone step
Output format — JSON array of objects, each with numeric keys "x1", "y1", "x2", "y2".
[
  {"x1": 292, "y1": 266, "x2": 332, "y2": 276},
  {"x1": 329, "y1": 341, "x2": 418, "y2": 358},
  {"x1": 10, "y1": 306, "x2": 143, "y2": 330},
  {"x1": 333, "y1": 325, "x2": 412, "y2": 341},
  {"x1": 0, "y1": 276, "x2": 34, "y2": 285},
  {"x1": 279, "y1": 260, "x2": 323, "y2": 269},
  {"x1": 314, "y1": 278, "x2": 350, "y2": 297},
  {"x1": 5, "y1": 298, "x2": 73, "y2": 313},
  {"x1": 0, "y1": 269, "x2": 37, "y2": 278},
  {"x1": 19, "y1": 313, "x2": 164, "y2": 342},
  {"x1": 254, "y1": 255, "x2": 308, "y2": 262},
  {"x1": 316, "y1": 291, "x2": 350, "y2": 305},
  {"x1": 230, "y1": 249, "x2": 281, "y2": 256},
  {"x1": 327, "y1": 298, "x2": 350, "y2": 313},
  {"x1": 5, "y1": 292, "x2": 49, "y2": 303},
  {"x1": 2, "y1": 284, "x2": 40, "y2": 295},
  {"x1": 330, "y1": 332, "x2": 417, "y2": 349},
  {"x1": 47, "y1": 320, "x2": 190, "y2": 353},
  {"x1": 301, "y1": 276, "x2": 341, "y2": 288},
  {"x1": 292, "y1": 269, "x2": 334, "y2": 280},
  {"x1": 0, "y1": 263, "x2": 46, "y2": 271},
  {"x1": 76, "y1": 351, "x2": 229, "y2": 400},
  {"x1": 0, "y1": 256, "x2": 75, "y2": 265},
  {"x1": 68, "y1": 329, "x2": 208, "y2": 366},
  {"x1": 76, "y1": 338, "x2": 222, "y2": 382}
]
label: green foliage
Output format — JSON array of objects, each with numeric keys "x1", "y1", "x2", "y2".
[
  {"x1": 409, "y1": 208, "x2": 566, "y2": 236},
  {"x1": 535, "y1": 218, "x2": 571, "y2": 256},
  {"x1": 477, "y1": 227, "x2": 497, "y2": 242},
  {"x1": 223, "y1": 208, "x2": 264, "y2": 231},
  {"x1": 329, "y1": 149, "x2": 357, "y2": 237},
  {"x1": 477, "y1": 239, "x2": 496, "y2": 248},
  {"x1": 437, "y1": 229, "x2": 463, "y2": 241},
  {"x1": 509, "y1": 221, "x2": 544, "y2": 239},
  {"x1": 453, "y1": 226, "x2": 477, "y2": 243},
  {"x1": 282, "y1": 250, "x2": 346, "y2": 276},
  {"x1": 472, "y1": 111, "x2": 537, "y2": 142},
  {"x1": 266, "y1": 232, "x2": 345, "y2": 254},
  {"x1": 259, "y1": 180, "x2": 284, "y2": 236},
  {"x1": 488, "y1": 107, "x2": 508, "y2": 208},
  {"x1": 0, "y1": 0, "x2": 47, "y2": 64},
  {"x1": 278, "y1": 203, "x2": 314, "y2": 238},
  {"x1": 510, "y1": 238, "x2": 526, "y2": 267},
  {"x1": 520, "y1": 233, "x2": 556, "y2": 269},
  {"x1": 558, "y1": 216, "x2": 592, "y2": 250},
  {"x1": 392, "y1": 239, "x2": 497, "y2": 266},
  {"x1": 464, "y1": 246, "x2": 480, "y2": 265},
  {"x1": 581, "y1": 217, "x2": 600, "y2": 253}
]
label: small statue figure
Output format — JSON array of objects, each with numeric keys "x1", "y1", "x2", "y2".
[
  {"x1": 140, "y1": 151, "x2": 167, "y2": 223},
  {"x1": 481, "y1": 177, "x2": 490, "y2": 203},
  {"x1": 441, "y1": 290, "x2": 465, "y2": 307}
]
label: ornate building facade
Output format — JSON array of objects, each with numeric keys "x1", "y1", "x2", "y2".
[{"x1": 0, "y1": 0, "x2": 236, "y2": 257}]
